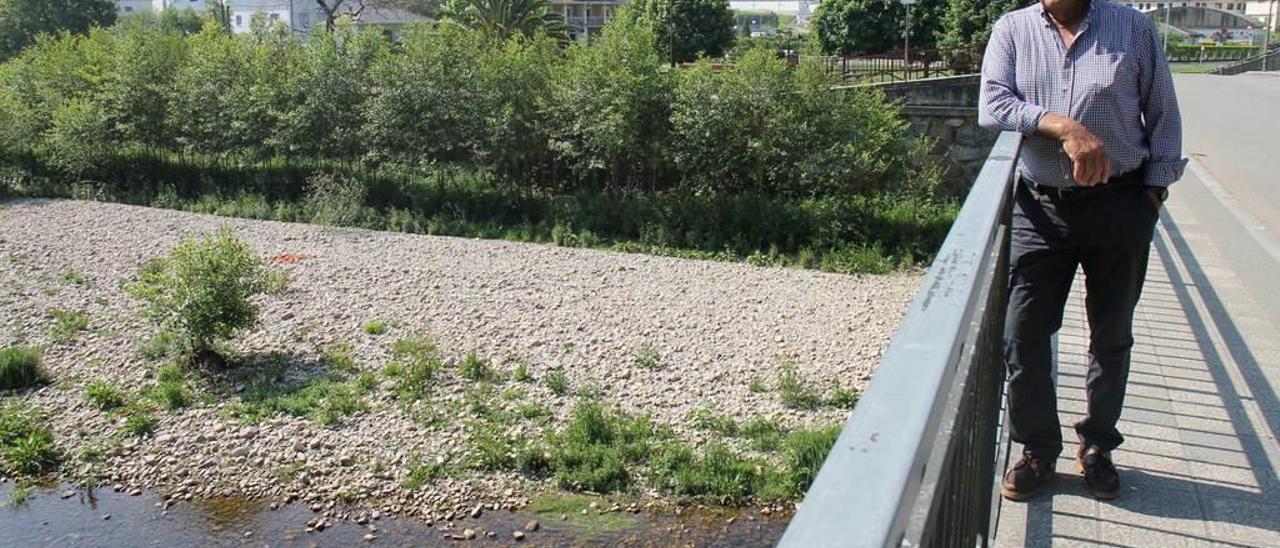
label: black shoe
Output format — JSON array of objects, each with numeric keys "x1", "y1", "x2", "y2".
[
  {"x1": 1001, "y1": 452, "x2": 1056, "y2": 501},
  {"x1": 1077, "y1": 445, "x2": 1120, "y2": 500}
]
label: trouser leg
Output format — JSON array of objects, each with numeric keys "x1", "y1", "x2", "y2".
[
  {"x1": 1005, "y1": 184, "x2": 1078, "y2": 460},
  {"x1": 1074, "y1": 188, "x2": 1159, "y2": 452}
]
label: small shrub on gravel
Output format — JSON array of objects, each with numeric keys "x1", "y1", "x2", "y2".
[
  {"x1": 747, "y1": 376, "x2": 768, "y2": 393},
  {"x1": 387, "y1": 335, "x2": 443, "y2": 400},
  {"x1": 828, "y1": 387, "x2": 860, "y2": 410},
  {"x1": 48, "y1": 309, "x2": 90, "y2": 343},
  {"x1": 543, "y1": 402, "x2": 664, "y2": 492},
  {"x1": 149, "y1": 380, "x2": 192, "y2": 411},
  {"x1": 772, "y1": 425, "x2": 841, "y2": 499},
  {"x1": 777, "y1": 362, "x2": 822, "y2": 411},
  {"x1": 459, "y1": 352, "x2": 495, "y2": 382},
  {"x1": 543, "y1": 370, "x2": 570, "y2": 396},
  {"x1": 138, "y1": 331, "x2": 182, "y2": 360},
  {"x1": 653, "y1": 442, "x2": 763, "y2": 505},
  {"x1": 127, "y1": 228, "x2": 275, "y2": 364},
  {"x1": 59, "y1": 268, "x2": 91, "y2": 287},
  {"x1": 84, "y1": 380, "x2": 127, "y2": 411},
  {"x1": 231, "y1": 375, "x2": 369, "y2": 426},
  {"x1": 632, "y1": 343, "x2": 662, "y2": 370},
  {"x1": 121, "y1": 408, "x2": 157, "y2": 437},
  {"x1": 512, "y1": 362, "x2": 533, "y2": 383},
  {"x1": 0, "y1": 346, "x2": 44, "y2": 390},
  {"x1": 0, "y1": 403, "x2": 61, "y2": 475},
  {"x1": 740, "y1": 416, "x2": 786, "y2": 452},
  {"x1": 403, "y1": 459, "x2": 446, "y2": 490},
  {"x1": 688, "y1": 406, "x2": 739, "y2": 437},
  {"x1": 361, "y1": 321, "x2": 388, "y2": 336},
  {"x1": 323, "y1": 343, "x2": 357, "y2": 373}
]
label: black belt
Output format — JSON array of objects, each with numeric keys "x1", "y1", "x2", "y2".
[{"x1": 1023, "y1": 169, "x2": 1145, "y2": 200}]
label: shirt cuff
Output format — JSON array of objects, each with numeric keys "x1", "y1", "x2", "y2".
[
  {"x1": 1144, "y1": 158, "x2": 1188, "y2": 187},
  {"x1": 1018, "y1": 105, "x2": 1048, "y2": 136}
]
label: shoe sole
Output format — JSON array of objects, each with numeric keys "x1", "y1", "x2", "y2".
[
  {"x1": 1077, "y1": 459, "x2": 1120, "y2": 500},
  {"x1": 1000, "y1": 474, "x2": 1056, "y2": 502}
]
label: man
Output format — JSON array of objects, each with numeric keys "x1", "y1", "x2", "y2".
[{"x1": 978, "y1": 0, "x2": 1186, "y2": 501}]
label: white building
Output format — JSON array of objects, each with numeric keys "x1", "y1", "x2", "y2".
[{"x1": 115, "y1": 0, "x2": 427, "y2": 35}]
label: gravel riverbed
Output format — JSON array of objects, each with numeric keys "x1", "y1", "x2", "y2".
[{"x1": 0, "y1": 199, "x2": 921, "y2": 529}]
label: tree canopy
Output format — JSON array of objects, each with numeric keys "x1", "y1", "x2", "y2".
[
  {"x1": 0, "y1": 0, "x2": 116, "y2": 60},
  {"x1": 442, "y1": 0, "x2": 565, "y2": 40},
  {"x1": 811, "y1": 0, "x2": 946, "y2": 56},
  {"x1": 622, "y1": 0, "x2": 736, "y2": 63}
]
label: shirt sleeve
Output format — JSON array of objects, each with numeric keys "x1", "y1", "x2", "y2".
[
  {"x1": 1139, "y1": 20, "x2": 1187, "y2": 187},
  {"x1": 979, "y1": 16, "x2": 1046, "y2": 135}
]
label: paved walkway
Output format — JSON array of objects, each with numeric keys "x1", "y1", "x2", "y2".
[{"x1": 994, "y1": 74, "x2": 1280, "y2": 547}]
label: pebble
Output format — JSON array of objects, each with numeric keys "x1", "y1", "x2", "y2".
[
  {"x1": 524, "y1": 520, "x2": 539, "y2": 532},
  {"x1": 513, "y1": 531, "x2": 526, "y2": 541},
  {"x1": 462, "y1": 528, "x2": 476, "y2": 540}
]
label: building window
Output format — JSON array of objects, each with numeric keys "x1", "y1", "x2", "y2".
[
  {"x1": 124, "y1": 6, "x2": 133, "y2": 11},
  {"x1": 235, "y1": 14, "x2": 243, "y2": 26},
  {"x1": 270, "y1": 13, "x2": 280, "y2": 21}
]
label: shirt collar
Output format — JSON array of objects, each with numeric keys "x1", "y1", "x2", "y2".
[{"x1": 1039, "y1": 0, "x2": 1098, "y2": 29}]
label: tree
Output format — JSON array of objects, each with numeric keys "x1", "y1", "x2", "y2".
[
  {"x1": 624, "y1": 0, "x2": 736, "y2": 63},
  {"x1": 935, "y1": 0, "x2": 1028, "y2": 52},
  {"x1": 441, "y1": 0, "x2": 566, "y2": 41},
  {"x1": 811, "y1": 0, "x2": 945, "y2": 55},
  {"x1": 0, "y1": 0, "x2": 117, "y2": 60}
]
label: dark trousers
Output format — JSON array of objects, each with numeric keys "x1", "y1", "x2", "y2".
[{"x1": 1004, "y1": 180, "x2": 1160, "y2": 459}]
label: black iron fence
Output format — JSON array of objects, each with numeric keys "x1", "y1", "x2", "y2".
[
  {"x1": 1210, "y1": 47, "x2": 1280, "y2": 75},
  {"x1": 778, "y1": 131, "x2": 1023, "y2": 548},
  {"x1": 801, "y1": 44, "x2": 986, "y2": 83}
]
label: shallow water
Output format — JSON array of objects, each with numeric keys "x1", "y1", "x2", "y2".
[{"x1": 0, "y1": 483, "x2": 789, "y2": 547}]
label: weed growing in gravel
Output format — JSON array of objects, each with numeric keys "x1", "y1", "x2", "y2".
[
  {"x1": 148, "y1": 378, "x2": 192, "y2": 411},
  {"x1": 323, "y1": 343, "x2": 357, "y2": 373},
  {"x1": 771, "y1": 425, "x2": 841, "y2": 500},
  {"x1": 263, "y1": 268, "x2": 290, "y2": 295},
  {"x1": 84, "y1": 380, "x2": 127, "y2": 411},
  {"x1": 48, "y1": 309, "x2": 90, "y2": 343},
  {"x1": 517, "y1": 402, "x2": 553, "y2": 423},
  {"x1": 827, "y1": 386, "x2": 860, "y2": 409},
  {"x1": 59, "y1": 268, "x2": 91, "y2": 287},
  {"x1": 512, "y1": 362, "x2": 533, "y2": 383},
  {"x1": 526, "y1": 493, "x2": 637, "y2": 535},
  {"x1": 403, "y1": 457, "x2": 446, "y2": 490},
  {"x1": 632, "y1": 343, "x2": 662, "y2": 370},
  {"x1": 653, "y1": 442, "x2": 763, "y2": 505},
  {"x1": 459, "y1": 352, "x2": 495, "y2": 382},
  {"x1": 0, "y1": 346, "x2": 44, "y2": 390},
  {"x1": 747, "y1": 376, "x2": 768, "y2": 394},
  {"x1": 128, "y1": 229, "x2": 275, "y2": 364},
  {"x1": 386, "y1": 335, "x2": 443, "y2": 400},
  {"x1": 500, "y1": 387, "x2": 525, "y2": 401},
  {"x1": 138, "y1": 330, "x2": 182, "y2": 360},
  {"x1": 777, "y1": 362, "x2": 822, "y2": 410},
  {"x1": 543, "y1": 370, "x2": 570, "y2": 396},
  {"x1": 230, "y1": 374, "x2": 370, "y2": 426},
  {"x1": 0, "y1": 403, "x2": 60, "y2": 475},
  {"x1": 739, "y1": 416, "x2": 786, "y2": 452},
  {"x1": 361, "y1": 321, "x2": 388, "y2": 336},
  {"x1": 121, "y1": 408, "x2": 157, "y2": 437},
  {"x1": 688, "y1": 406, "x2": 739, "y2": 437},
  {"x1": 536, "y1": 402, "x2": 666, "y2": 493}
]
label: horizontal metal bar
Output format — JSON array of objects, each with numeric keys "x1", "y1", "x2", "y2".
[{"x1": 777, "y1": 131, "x2": 1022, "y2": 548}]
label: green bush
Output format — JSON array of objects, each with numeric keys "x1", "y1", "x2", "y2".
[
  {"x1": 777, "y1": 361, "x2": 822, "y2": 410},
  {"x1": 387, "y1": 335, "x2": 443, "y2": 400},
  {"x1": 0, "y1": 402, "x2": 60, "y2": 475},
  {"x1": 0, "y1": 346, "x2": 44, "y2": 390},
  {"x1": 84, "y1": 379, "x2": 127, "y2": 410},
  {"x1": 127, "y1": 228, "x2": 273, "y2": 360}
]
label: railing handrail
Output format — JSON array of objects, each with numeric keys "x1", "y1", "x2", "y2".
[{"x1": 778, "y1": 131, "x2": 1023, "y2": 548}]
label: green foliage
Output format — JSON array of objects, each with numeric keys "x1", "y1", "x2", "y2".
[
  {"x1": 739, "y1": 415, "x2": 785, "y2": 451},
  {"x1": 47, "y1": 309, "x2": 90, "y2": 342},
  {"x1": 361, "y1": 320, "x2": 388, "y2": 336},
  {"x1": 442, "y1": 0, "x2": 566, "y2": 41},
  {"x1": 632, "y1": 343, "x2": 661, "y2": 370},
  {"x1": 0, "y1": 402, "x2": 60, "y2": 475},
  {"x1": 624, "y1": 0, "x2": 737, "y2": 62},
  {"x1": 812, "y1": 0, "x2": 945, "y2": 55},
  {"x1": 512, "y1": 361, "x2": 533, "y2": 383},
  {"x1": 323, "y1": 343, "x2": 357, "y2": 373},
  {"x1": 230, "y1": 374, "x2": 369, "y2": 426},
  {"x1": 772, "y1": 425, "x2": 840, "y2": 499},
  {"x1": 688, "y1": 406, "x2": 738, "y2": 436},
  {"x1": 828, "y1": 386, "x2": 860, "y2": 409},
  {"x1": 5, "y1": 484, "x2": 29, "y2": 507},
  {"x1": 935, "y1": 0, "x2": 1026, "y2": 69},
  {"x1": 459, "y1": 352, "x2": 495, "y2": 382},
  {"x1": 146, "y1": 364, "x2": 191, "y2": 411},
  {"x1": 537, "y1": 402, "x2": 662, "y2": 492},
  {"x1": 138, "y1": 330, "x2": 182, "y2": 360},
  {"x1": 121, "y1": 407, "x2": 156, "y2": 437},
  {"x1": 653, "y1": 441, "x2": 761, "y2": 504},
  {"x1": 747, "y1": 376, "x2": 768, "y2": 394},
  {"x1": 0, "y1": 0, "x2": 117, "y2": 61},
  {"x1": 387, "y1": 335, "x2": 443, "y2": 399},
  {"x1": 0, "y1": 346, "x2": 43, "y2": 390},
  {"x1": 403, "y1": 458, "x2": 446, "y2": 490},
  {"x1": 543, "y1": 370, "x2": 569, "y2": 396},
  {"x1": 127, "y1": 228, "x2": 272, "y2": 356},
  {"x1": 84, "y1": 379, "x2": 127, "y2": 411},
  {"x1": 777, "y1": 361, "x2": 822, "y2": 410},
  {"x1": 59, "y1": 268, "x2": 90, "y2": 286}
]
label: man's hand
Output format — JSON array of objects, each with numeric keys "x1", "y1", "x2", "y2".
[{"x1": 1038, "y1": 114, "x2": 1111, "y2": 186}]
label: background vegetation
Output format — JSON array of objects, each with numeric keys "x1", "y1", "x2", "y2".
[{"x1": 0, "y1": 13, "x2": 955, "y2": 274}]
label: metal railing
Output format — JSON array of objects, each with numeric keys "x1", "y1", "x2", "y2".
[
  {"x1": 1209, "y1": 46, "x2": 1280, "y2": 75},
  {"x1": 778, "y1": 131, "x2": 1023, "y2": 548},
  {"x1": 801, "y1": 45, "x2": 986, "y2": 83}
]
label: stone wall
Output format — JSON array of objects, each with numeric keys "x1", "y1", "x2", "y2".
[{"x1": 856, "y1": 75, "x2": 999, "y2": 193}]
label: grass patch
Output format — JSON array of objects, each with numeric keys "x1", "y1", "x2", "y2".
[
  {"x1": 5, "y1": 484, "x2": 31, "y2": 507},
  {"x1": 386, "y1": 335, "x2": 442, "y2": 400},
  {"x1": 653, "y1": 442, "x2": 762, "y2": 505},
  {"x1": 0, "y1": 346, "x2": 44, "y2": 390},
  {"x1": 459, "y1": 352, "x2": 496, "y2": 382},
  {"x1": 0, "y1": 403, "x2": 60, "y2": 476},
  {"x1": 59, "y1": 268, "x2": 91, "y2": 287},
  {"x1": 138, "y1": 330, "x2": 183, "y2": 360},
  {"x1": 632, "y1": 343, "x2": 661, "y2": 370},
  {"x1": 84, "y1": 380, "x2": 127, "y2": 411},
  {"x1": 777, "y1": 362, "x2": 822, "y2": 411},
  {"x1": 688, "y1": 406, "x2": 739, "y2": 437},
  {"x1": 229, "y1": 373, "x2": 370, "y2": 426},
  {"x1": 544, "y1": 370, "x2": 569, "y2": 396},
  {"x1": 403, "y1": 452, "x2": 447, "y2": 490},
  {"x1": 512, "y1": 361, "x2": 533, "y2": 383},
  {"x1": 770, "y1": 425, "x2": 841, "y2": 500},
  {"x1": 739, "y1": 416, "x2": 786, "y2": 452},
  {"x1": 263, "y1": 267, "x2": 290, "y2": 295},
  {"x1": 526, "y1": 493, "x2": 638, "y2": 535},
  {"x1": 121, "y1": 407, "x2": 157, "y2": 437},
  {"x1": 828, "y1": 386, "x2": 860, "y2": 409},
  {"x1": 47, "y1": 309, "x2": 90, "y2": 343},
  {"x1": 322, "y1": 343, "x2": 357, "y2": 373},
  {"x1": 747, "y1": 376, "x2": 768, "y2": 394},
  {"x1": 361, "y1": 320, "x2": 388, "y2": 336}
]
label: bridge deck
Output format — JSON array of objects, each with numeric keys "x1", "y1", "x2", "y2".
[{"x1": 994, "y1": 156, "x2": 1280, "y2": 545}]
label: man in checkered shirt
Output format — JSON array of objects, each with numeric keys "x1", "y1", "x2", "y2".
[{"x1": 978, "y1": 0, "x2": 1187, "y2": 501}]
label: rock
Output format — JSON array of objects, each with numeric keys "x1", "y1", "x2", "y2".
[
  {"x1": 524, "y1": 520, "x2": 539, "y2": 532},
  {"x1": 102, "y1": 514, "x2": 111, "y2": 521},
  {"x1": 129, "y1": 488, "x2": 142, "y2": 496},
  {"x1": 485, "y1": 531, "x2": 495, "y2": 538},
  {"x1": 60, "y1": 490, "x2": 75, "y2": 499},
  {"x1": 469, "y1": 505, "x2": 482, "y2": 519},
  {"x1": 462, "y1": 528, "x2": 476, "y2": 540},
  {"x1": 363, "y1": 533, "x2": 378, "y2": 542},
  {"x1": 513, "y1": 531, "x2": 526, "y2": 541}
]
